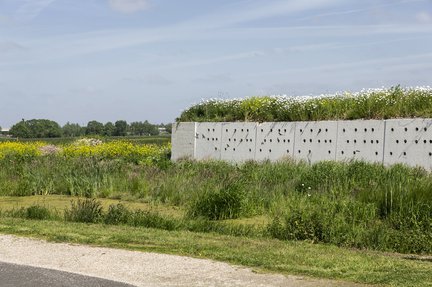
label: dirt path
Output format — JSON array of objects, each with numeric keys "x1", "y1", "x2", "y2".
[{"x1": 0, "y1": 235, "x2": 365, "y2": 287}]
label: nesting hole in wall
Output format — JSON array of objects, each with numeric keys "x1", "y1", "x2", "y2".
[{"x1": 403, "y1": 152, "x2": 407, "y2": 156}]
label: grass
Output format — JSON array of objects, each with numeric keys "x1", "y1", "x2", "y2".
[
  {"x1": 0, "y1": 157, "x2": 431, "y2": 254},
  {"x1": 0, "y1": 195, "x2": 184, "y2": 218},
  {"x1": 177, "y1": 86, "x2": 432, "y2": 122},
  {"x1": 0, "y1": 218, "x2": 431, "y2": 286}
]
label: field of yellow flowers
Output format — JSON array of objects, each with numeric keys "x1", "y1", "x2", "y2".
[{"x1": 0, "y1": 139, "x2": 170, "y2": 164}]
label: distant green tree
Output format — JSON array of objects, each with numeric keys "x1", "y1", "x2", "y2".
[
  {"x1": 114, "y1": 120, "x2": 128, "y2": 136},
  {"x1": 103, "y1": 122, "x2": 115, "y2": 136},
  {"x1": 143, "y1": 120, "x2": 159, "y2": 136},
  {"x1": 10, "y1": 119, "x2": 61, "y2": 138},
  {"x1": 85, "y1": 120, "x2": 104, "y2": 135},
  {"x1": 165, "y1": 123, "x2": 172, "y2": 134},
  {"x1": 129, "y1": 121, "x2": 144, "y2": 136},
  {"x1": 62, "y1": 122, "x2": 84, "y2": 137}
]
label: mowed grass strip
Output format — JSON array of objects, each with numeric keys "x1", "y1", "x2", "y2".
[
  {"x1": 0, "y1": 218, "x2": 431, "y2": 287},
  {"x1": 0, "y1": 195, "x2": 184, "y2": 219}
]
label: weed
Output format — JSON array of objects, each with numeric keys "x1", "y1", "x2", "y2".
[{"x1": 64, "y1": 198, "x2": 103, "y2": 223}]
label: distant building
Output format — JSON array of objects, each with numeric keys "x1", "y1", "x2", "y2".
[
  {"x1": 158, "y1": 127, "x2": 167, "y2": 134},
  {"x1": 0, "y1": 128, "x2": 10, "y2": 137}
]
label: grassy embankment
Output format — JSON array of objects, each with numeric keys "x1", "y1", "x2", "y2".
[{"x1": 178, "y1": 86, "x2": 432, "y2": 122}]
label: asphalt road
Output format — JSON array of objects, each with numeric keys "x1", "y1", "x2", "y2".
[{"x1": 0, "y1": 262, "x2": 136, "y2": 287}]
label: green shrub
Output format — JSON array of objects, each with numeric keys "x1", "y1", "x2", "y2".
[
  {"x1": 64, "y1": 198, "x2": 103, "y2": 223},
  {"x1": 187, "y1": 183, "x2": 245, "y2": 220},
  {"x1": 129, "y1": 210, "x2": 179, "y2": 230},
  {"x1": 25, "y1": 205, "x2": 51, "y2": 220},
  {"x1": 104, "y1": 203, "x2": 131, "y2": 225}
]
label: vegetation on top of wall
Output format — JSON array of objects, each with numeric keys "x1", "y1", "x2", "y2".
[{"x1": 177, "y1": 86, "x2": 432, "y2": 122}]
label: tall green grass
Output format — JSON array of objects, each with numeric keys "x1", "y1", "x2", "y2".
[
  {"x1": 1, "y1": 156, "x2": 431, "y2": 254},
  {"x1": 177, "y1": 86, "x2": 432, "y2": 122}
]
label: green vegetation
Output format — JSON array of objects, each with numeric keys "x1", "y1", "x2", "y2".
[
  {"x1": 1, "y1": 218, "x2": 431, "y2": 286},
  {"x1": 177, "y1": 86, "x2": 432, "y2": 122},
  {"x1": 0, "y1": 135, "x2": 171, "y2": 145},
  {"x1": 1, "y1": 149, "x2": 431, "y2": 254},
  {"x1": 7, "y1": 119, "x2": 171, "y2": 138}
]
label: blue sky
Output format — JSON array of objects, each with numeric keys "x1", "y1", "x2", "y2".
[{"x1": 1, "y1": 0, "x2": 431, "y2": 128}]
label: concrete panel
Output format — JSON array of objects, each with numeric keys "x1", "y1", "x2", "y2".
[
  {"x1": 384, "y1": 119, "x2": 432, "y2": 169},
  {"x1": 294, "y1": 121, "x2": 338, "y2": 164},
  {"x1": 255, "y1": 122, "x2": 295, "y2": 161},
  {"x1": 336, "y1": 120, "x2": 385, "y2": 163},
  {"x1": 220, "y1": 122, "x2": 257, "y2": 162},
  {"x1": 171, "y1": 122, "x2": 196, "y2": 161},
  {"x1": 195, "y1": 122, "x2": 222, "y2": 160}
]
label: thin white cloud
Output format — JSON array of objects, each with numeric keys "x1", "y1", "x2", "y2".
[
  {"x1": 416, "y1": 11, "x2": 432, "y2": 23},
  {"x1": 185, "y1": 0, "x2": 344, "y2": 28},
  {"x1": 14, "y1": 0, "x2": 56, "y2": 22},
  {"x1": 109, "y1": 0, "x2": 150, "y2": 14}
]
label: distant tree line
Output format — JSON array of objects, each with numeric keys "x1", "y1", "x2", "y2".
[{"x1": 8, "y1": 119, "x2": 172, "y2": 138}]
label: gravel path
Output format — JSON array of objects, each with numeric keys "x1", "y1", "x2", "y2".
[{"x1": 0, "y1": 235, "x2": 365, "y2": 287}]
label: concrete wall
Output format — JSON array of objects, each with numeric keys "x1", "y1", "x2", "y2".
[
  {"x1": 171, "y1": 122, "x2": 196, "y2": 161},
  {"x1": 172, "y1": 119, "x2": 432, "y2": 170}
]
